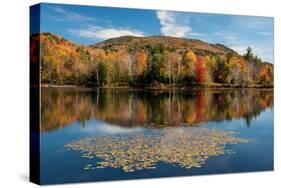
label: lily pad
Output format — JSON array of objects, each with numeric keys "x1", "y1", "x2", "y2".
[{"x1": 65, "y1": 127, "x2": 251, "y2": 173}]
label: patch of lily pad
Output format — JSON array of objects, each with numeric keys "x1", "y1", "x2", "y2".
[{"x1": 65, "y1": 127, "x2": 251, "y2": 172}]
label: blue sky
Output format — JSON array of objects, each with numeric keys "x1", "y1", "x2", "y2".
[{"x1": 39, "y1": 3, "x2": 274, "y2": 63}]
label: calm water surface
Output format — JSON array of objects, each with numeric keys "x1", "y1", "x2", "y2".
[{"x1": 40, "y1": 88, "x2": 273, "y2": 184}]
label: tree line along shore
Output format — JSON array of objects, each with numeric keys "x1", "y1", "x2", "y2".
[{"x1": 30, "y1": 32, "x2": 274, "y2": 88}]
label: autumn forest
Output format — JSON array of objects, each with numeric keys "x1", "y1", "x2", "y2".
[{"x1": 31, "y1": 32, "x2": 273, "y2": 88}]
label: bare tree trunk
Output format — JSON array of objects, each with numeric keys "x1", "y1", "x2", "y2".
[
  {"x1": 177, "y1": 61, "x2": 181, "y2": 84},
  {"x1": 127, "y1": 53, "x2": 133, "y2": 82},
  {"x1": 96, "y1": 68, "x2": 100, "y2": 86},
  {"x1": 168, "y1": 59, "x2": 172, "y2": 87}
]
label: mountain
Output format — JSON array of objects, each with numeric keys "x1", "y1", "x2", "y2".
[
  {"x1": 92, "y1": 35, "x2": 238, "y2": 58},
  {"x1": 30, "y1": 32, "x2": 273, "y2": 87}
]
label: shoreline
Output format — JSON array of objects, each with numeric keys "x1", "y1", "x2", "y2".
[{"x1": 40, "y1": 84, "x2": 274, "y2": 90}]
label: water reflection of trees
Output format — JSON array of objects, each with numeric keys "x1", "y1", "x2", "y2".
[{"x1": 41, "y1": 88, "x2": 273, "y2": 132}]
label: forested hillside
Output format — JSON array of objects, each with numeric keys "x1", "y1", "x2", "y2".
[{"x1": 30, "y1": 32, "x2": 273, "y2": 88}]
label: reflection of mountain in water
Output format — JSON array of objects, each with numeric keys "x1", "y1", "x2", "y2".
[{"x1": 41, "y1": 88, "x2": 273, "y2": 132}]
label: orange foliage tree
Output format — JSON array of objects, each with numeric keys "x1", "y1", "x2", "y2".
[
  {"x1": 259, "y1": 64, "x2": 273, "y2": 85},
  {"x1": 133, "y1": 50, "x2": 147, "y2": 77}
]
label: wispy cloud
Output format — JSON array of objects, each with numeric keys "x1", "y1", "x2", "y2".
[
  {"x1": 47, "y1": 6, "x2": 96, "y2": 22},
  {"x1": 211, "y1": 32, "x2": 241, "y2": 42},
  {"x1": 208, "y1": 31, "x2": 273, "y2": 63},
  {"x1": 218, "y1": 34, "x2": 273, "y2": 63},
  {"x1": 257, "y1": 31, "x2": 272, "y2": 36},
  {"x1": 232, "y1": 16, "x2": 273, "y2": 30},
  {"x1": 156, "y1": 10, "x2": 192, "y2": 37},
  {"x1": 187, "y1": 32, "x2": 206, "y2": 36},
  {"x1": 47, "y1": 5, "x2": 144, "y2": 40},
  {"x1": 231, "y1": 43, "x2": 273, "y2": 63},
  {"x1": 70, "y1": 26, "x2": 145, "y2": 40}
]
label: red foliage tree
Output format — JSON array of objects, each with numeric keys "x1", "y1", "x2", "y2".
[{"x1": 196, "y1": 56, "x2": 206, "y2": 83}]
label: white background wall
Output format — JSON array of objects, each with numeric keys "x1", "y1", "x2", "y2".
[{"x1": 0, "y1": 0, "x2": 280, "y2": 187}]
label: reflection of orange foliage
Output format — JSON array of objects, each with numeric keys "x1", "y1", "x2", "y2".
[
  {"x1": 184, "y1": 111, "x2": 197, "y2": 124},
  {"x1": 41, "y1": 92, "x2": 94, "y2": 132},
  {"x1": 40, "y1": 89, "x2": 273, "y2": 132},
  {"x1": 259, "y1": 94, "x2": 272, "y2": 108},
  {"x1": 196, "y1": 92, "x2": 206, "y2": 122},
  {"x1": 135, "y1": 101, "x2": 147, "y2": 124}
]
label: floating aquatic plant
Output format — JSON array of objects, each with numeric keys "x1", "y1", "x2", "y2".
[{"x1": 65, "y1": 127, "x2": 251, "y2": 172}]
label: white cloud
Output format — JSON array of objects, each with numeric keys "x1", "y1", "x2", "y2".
[
  {"x1": 156, "y1": 10, "x2": 191, "y2": 37},
  {"x1": 70, "y1": 26, "x2": 145, "y2": 40},
  {"x1": 230, "y1": 45, "x2": 248, "y2": 55}
]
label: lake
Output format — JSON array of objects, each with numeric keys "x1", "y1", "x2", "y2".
[{"x1": 40, "y1": 87, "x2": 274, "y2": 184}]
